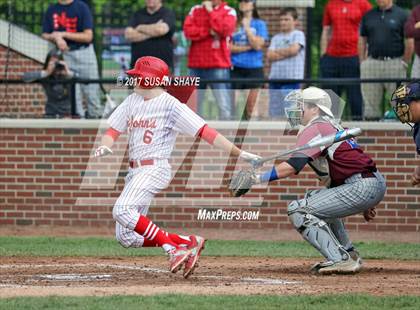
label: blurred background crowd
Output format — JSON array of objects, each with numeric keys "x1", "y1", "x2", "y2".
[{"x1": 0, "y1": 0, "x2": 419, "y2": 121}]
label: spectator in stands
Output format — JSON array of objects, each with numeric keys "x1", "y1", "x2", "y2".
[
  {"x1": 321, "y1": 0, "x2": 371, "y2": 121},
  {"x1": 183, "y1": 0, "x2": 236, "y2": 120},
  {"x1": 405, "y1": 4, "x2": 420, "y2": 79},
  {"x1": 173, "y1": 30, "x2": 189, "y2": 76},
  {"x1": 42, "y1": 0, "x2": 102, "y2": 119},
  {"x1": 23, "y1": 50, "x2": 75, "y2": 118},
  {"x1": 230, "y1": 0, "x2": 268, "y2": 120},
  {"x1": 125, "y1": 0, "x2": 176, "y2": 70},
  {"x1": 359, "y1": 0, "x2": 413, "y2": 120},
  {"x1": 267, "y1": 7, "x2": 305, "y2": 118}
]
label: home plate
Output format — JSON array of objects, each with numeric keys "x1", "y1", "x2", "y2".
[{"x1": 36, "y1": 274, "x2": 112, "y2": 281}]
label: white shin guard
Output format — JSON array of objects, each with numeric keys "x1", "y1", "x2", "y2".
[{"x1": 288, "y1": 202, "x2": 349, "y2": 262}]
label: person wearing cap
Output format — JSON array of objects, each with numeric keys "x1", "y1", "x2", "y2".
[
  {"x1": 390, "y1": 82, "x2": 420, "y2": 185},
  {"x1": 92, "y1": 56, "x2": 261, "y2": 278},
  {"x1": 242, "y1": 86, "x2": 386, "y2": 274}
]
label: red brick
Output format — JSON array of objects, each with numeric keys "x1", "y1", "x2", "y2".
[
  {"x1": 62, "y1": 213, "x2": 79, "y2": 219},
  {"x1": 397, "y1": 225, "x2": 417, "y2": 232},
  {"x1": 52, "y1": 220, "x2": 70, "y2": 226},
  {"x1": 34, "y1": 220, "x2": 51, "y2": 225},
  {"x1": 0, "y1": 219, "x2": 15, "y2": 225}
]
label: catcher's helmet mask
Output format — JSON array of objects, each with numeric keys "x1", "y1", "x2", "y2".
[
  {"x1": 126, "y1": 56, "x2": 170, "y2": 89},
  {"x1": 285, "y1": 87, "x2": 334, "y2": 128},
  {"x1": 391, "y1": 82, "x2": 420, "y2": 126},
  {"x1": 284, "y1": 90, "x2": 304, "y2": 128}
]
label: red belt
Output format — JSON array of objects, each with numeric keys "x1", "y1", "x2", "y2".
[
  {"x1": 361, "y1": 171, "x2": 376, "y2": 179},
  {"x1": 129, "y1": 159, "x2": 154, "y2": 168}
]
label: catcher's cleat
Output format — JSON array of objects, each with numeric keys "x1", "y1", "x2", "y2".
[
  {"x1": 316, "y1": 257, "x2": 362, "y2": 275},
  {"x1": 183, "y1": 235, "x2": 206, "y2": 279},
  {"x1": 348, "y1": 248, "x2": 363, "y2": 272},
  {"x1": 168, "y1": 248, "x2": 192, "y2": 273},
  {"x1": 310, "y1": 260, "x2": 335, "y2": 274}
]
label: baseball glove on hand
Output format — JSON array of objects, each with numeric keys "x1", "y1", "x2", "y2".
[{"x1": 229, "y1": 169, "x2": 257, "y2": 197}]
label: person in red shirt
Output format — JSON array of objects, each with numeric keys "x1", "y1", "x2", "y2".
[
  {"x1": 183, "y1": 0, "x2": 237, "y2": 120},
  {"x1": 320, "y1": 0, "x2": 371, "y2": 121},
  {"x1": 235, "y1": 87, "x2": 386, "y2": 274}
]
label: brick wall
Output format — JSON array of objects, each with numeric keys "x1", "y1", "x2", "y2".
[
  {"x1": 0, "y1": 45, "x2": 46, "y2": 117},
  {"x1": 1, "y1": 120, "x2": 419, "y2": 232}
]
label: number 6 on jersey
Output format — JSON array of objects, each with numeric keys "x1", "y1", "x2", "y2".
[{"x1": 143, "y1": 130, "x2": 153, "y2": 144}]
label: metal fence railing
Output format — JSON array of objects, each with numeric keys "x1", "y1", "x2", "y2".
[{"x1": 0, "y1": 0, "x2": 419, "y2": 121}]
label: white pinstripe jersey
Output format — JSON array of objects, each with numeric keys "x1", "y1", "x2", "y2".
[{"x1": 108, "y1": 92, "x2": 206, "y2": 160}]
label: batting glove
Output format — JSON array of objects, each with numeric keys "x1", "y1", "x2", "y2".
[
  {"x1": 93, "y1": 145, "x2": 113, "y2": 158},
  {"x1": 239, "y1": 150, "x2": 262, "y2": 166}
]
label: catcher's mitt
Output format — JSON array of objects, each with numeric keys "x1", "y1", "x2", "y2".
[{"x1": 229, "y1": 169, "x2": 257, "y2": 197}]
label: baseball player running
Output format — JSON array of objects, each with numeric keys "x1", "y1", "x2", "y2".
[
  {"x1": 230, "y1": 87, "x2": 386, "y2": 274},
  {"x1": 391, "y1": 81, "x2": 420, "y2": 186},
  {"x1": 93, "y1": 56, "x2": 260, "y2": 278}
]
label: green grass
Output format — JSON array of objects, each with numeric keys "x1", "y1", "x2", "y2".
[
  {"x1": 1, "y1": 294, "x2": 420, "y2": 310},
  {"x1": 0, "y1": 237, "x2": 419, "y2": 260}
]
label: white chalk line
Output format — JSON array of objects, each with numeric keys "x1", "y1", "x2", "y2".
[
  {"x1": 0, "y1": 263, "x2": 301, "y2": 286},
  {"x1": 35, "y1": 274, "x2": 113, "y2": 281}
]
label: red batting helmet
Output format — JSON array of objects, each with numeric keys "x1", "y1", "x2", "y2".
[{"x1": 126, "y1": 56, "x2": 170, "y2": 89}]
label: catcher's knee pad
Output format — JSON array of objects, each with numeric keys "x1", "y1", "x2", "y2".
[{"x1": 287, "y1": 200, "x2": 349, "y2": 262}]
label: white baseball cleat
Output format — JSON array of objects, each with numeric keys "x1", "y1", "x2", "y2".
[
  {"x1": 316, "y1": 257, "x2": 362, "y2": 275},
  {"x1": 348, "y1": 249, "x2": 363, "y2": 272}
]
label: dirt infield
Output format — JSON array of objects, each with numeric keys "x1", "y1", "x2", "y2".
[{"x1": 1, "y1": 257, "x2": 419, "y2": 298}]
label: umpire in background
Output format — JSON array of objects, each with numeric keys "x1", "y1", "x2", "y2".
[
  {"x1": 125, "y1": 0, "x2": 176, "y2": 71},
  {"x1": 359, "y1": 0, "x2": 413, "y2": 121},
  {"x1": 390, "y1": 82, "x2": 420, "y2": 186}
]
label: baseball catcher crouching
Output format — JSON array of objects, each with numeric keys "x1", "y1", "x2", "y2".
[
  {"x1": 230, "y1": 87, "x2": 386, "y2": 274},
  {"x1": 391, "y1": 81, "x2": 420, "y2": 185}
]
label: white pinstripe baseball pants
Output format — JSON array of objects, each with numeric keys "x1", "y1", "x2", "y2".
[{"x1": 113, "y1": 164, "x2": 172, "y2": 248}]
